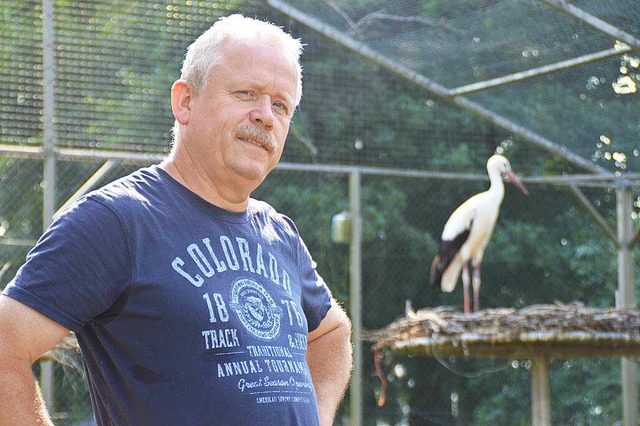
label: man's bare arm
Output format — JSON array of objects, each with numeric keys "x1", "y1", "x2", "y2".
[
  {"x1": 0, "y1": 295, "x2": 70, "y2": 426},
  {"x1": 307, "y1": 298, "x2": 352, "y2": 426}
]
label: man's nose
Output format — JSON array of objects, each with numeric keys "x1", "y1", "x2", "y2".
[{"x1": 250, "y1": 96, "x2": 274, "y2": 129}]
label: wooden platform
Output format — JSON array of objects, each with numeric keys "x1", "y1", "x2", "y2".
[{"x1": 368, "y1": 303, "x2": 640, "y2": 426}]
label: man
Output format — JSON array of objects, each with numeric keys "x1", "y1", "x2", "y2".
[{"x1": 0, "y1": 14, "x2": 352, "y2": 426}]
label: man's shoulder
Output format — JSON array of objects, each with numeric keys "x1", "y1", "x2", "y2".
[
  {"x1": 92, "y1": 166, "x2": 161, "y2": 200},
  {"x1": 80, "y1": 165, "x2": 171, "y2": 214},
  {"x1": 248, "y1": 198, "x2": 300, "y2": 237},
  {"x1": 54, "y1": 166, "x2": 165, "y2": 225}
]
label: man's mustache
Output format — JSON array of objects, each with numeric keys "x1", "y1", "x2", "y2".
[{"x1": 234, "y1": 125, "x2": 277, "y2": 152}]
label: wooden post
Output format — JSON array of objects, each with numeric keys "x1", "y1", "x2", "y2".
[{"x1": 531, "y1": 356, "x2": 551, "y2": 426}]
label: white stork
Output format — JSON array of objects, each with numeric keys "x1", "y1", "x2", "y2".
[{"x1": 429, "y1": 155, "x2": 529, "y2": 314}]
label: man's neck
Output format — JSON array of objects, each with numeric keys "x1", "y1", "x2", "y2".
[{"x1": 159, "y1": 158, "x2": 251, "y2": 212}]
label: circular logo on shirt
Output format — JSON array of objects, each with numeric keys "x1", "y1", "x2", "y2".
[{"x1": 230, "y1": 278, "x2": 282, "y2": 341}]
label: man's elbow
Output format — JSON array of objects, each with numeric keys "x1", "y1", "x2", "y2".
[
  {"x1": 332, "y1": 305, "x2": 353, "y2": 365},
  {"x1": 335, "y1": 305, "x2": 352, "y2": 335}
]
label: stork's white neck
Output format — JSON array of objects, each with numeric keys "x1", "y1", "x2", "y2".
[{"x1": 487, "y1": 166, "x2": 506, "y2": 198}]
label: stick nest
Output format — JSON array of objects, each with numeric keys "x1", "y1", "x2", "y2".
[{"x1": 367, "y1": 302, "x2": 640, "y2": 359}]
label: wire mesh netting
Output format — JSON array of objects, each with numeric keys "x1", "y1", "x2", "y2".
[
  {"x1": 271, "y1": 0, "x2": 640, "y2": 175},
  {"x1": 1, "y1": 0, "x2": 640, "y2": 424},
  {"x1": 1, "y1": 2, "x2": 43, "y2": 147}
]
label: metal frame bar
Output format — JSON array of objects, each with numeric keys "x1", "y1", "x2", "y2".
[
  {"x1": 616, "y1": 186, "x2": 638, "y2": 426},
  {"x1": 0, "y1": 262, "x2": 10, "y2": 281},
  {"x1": 539, "y1": 0, "x2": 640, "y2": 49},
  {"x1": 349, "y1": 171, "x2": 363, "y2": 426},
  {"x1": 568, "y1": 184, "x2": 619, "y2": 247},
  {"x1": 2, "y1": 144, "x2": 640, "y2": 187},
  {"x1": 264, "y1": 0, "x2": 608, "y2": 175},
  {"x1": 54, "y1": 160, "x2": 118, "y2": 219},
  {"x1": 0, "y1": 238, "x2": 38, "y2": 247},
  {"x1": 449, "y1": 47, "x2": 631, "y2": 97},
  {"x1": 40, "y1": 0, "x2": 56, "y2": 410}
]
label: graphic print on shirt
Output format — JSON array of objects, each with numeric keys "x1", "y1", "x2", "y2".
[
  {"x1": 171, "y1": 234, "x2": 315, "y2": 407},
  {"x1": 230, "y1": 278, "x2": 282, "y2": 341}
]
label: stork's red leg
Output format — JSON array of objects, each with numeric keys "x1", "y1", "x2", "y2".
[
  {"x1": 462, "y1": 261, "x2": 470, "y2": 314},
  {"x1": 473, "y1": 263, "x2": 481, "y2": 312}
]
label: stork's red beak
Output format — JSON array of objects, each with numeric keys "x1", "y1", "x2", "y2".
[{"x1": 505, "y1": 170, "x2": 529, "y2": 196}]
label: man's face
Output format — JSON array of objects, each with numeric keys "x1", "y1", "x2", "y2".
[{"x1": 181, "y1": 38, "x2": 298, "y2": 190}]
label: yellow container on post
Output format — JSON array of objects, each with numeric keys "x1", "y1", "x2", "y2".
[{"x1": 331, "y1": 211, "x2": 351, "y2": 244}]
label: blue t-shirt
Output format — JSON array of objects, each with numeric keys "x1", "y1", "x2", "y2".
[{"x1": 4, "y1": 165, "x2": 332, "y2": 426}]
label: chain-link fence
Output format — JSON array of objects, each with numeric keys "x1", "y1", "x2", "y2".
[{"x1": 2, "y1": 0, "x2": 640, "y2": 424}]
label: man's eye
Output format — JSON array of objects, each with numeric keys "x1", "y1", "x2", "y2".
[{"x1": 273, "y1": 102, "x2": 290, "y2": 114}]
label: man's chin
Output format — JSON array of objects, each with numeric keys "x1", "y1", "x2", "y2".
[{"x1": 230, "y1": 163, "x2": 272, "y2": 185}]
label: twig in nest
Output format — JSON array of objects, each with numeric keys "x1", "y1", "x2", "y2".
[{"x1": 374, "y1": 349, "x2": 388, "y2": 407}]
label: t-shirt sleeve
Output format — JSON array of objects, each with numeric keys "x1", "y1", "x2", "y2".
[
  {"x1": 276, "y1": 214, "x2": 332, "y2": 333},
  {"x1": 297, "y1": 237, "x2": 331, "y2": 332},
  {"x1": 2, "y1": 197, "x2": 131, "y2": 333}
]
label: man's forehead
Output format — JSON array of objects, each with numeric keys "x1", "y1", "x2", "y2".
[{"x1": 218, "y1": 42, "x2": 298, "y2": 98}]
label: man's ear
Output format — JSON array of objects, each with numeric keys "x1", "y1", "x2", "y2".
[{"x1": 171, "y1": 79, "x2": 193, "y2": 125}]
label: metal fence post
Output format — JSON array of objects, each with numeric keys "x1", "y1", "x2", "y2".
[
  {"x1": 40, "y1": 0, "x2": 56, "y2": 411},
  {"x1": 349, "y1": 170, "x2": 362, "y2": 426},
  {"x1": 616, "y1": 185, "x2": 637, "y2": 426}
]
